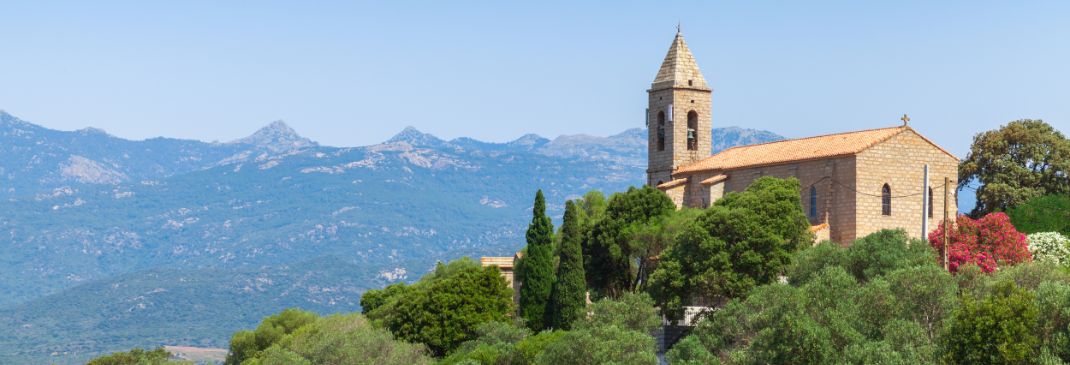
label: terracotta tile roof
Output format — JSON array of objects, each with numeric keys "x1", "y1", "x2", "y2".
[
  {"x1": 656, "y1": 178, "x2": 688, "y2": 189},
  {"x1": 675, "y1": 126, "x2": 915, "y2": 175},
  {"x1": 700, "y1": 174, "x2": 728, "y2": 185},
  {"x1": 809, "y1": 223, "x2": 830, "y2": 233}
]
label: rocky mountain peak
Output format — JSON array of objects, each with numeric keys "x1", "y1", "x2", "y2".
[
  {"x1": 234, "y1": 120, "x2": 317, "y2": 152},
  {"x1": 508, "y1": 133, "x2": 550, "y2": 148},
  {"x1": 387, "y1": 126, "x2": 444, "y2": 146}
]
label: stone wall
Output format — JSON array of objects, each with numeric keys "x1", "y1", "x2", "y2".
[
  {"x1": 682, "y1": 156, "x2": 858, "y2": 242},
  {"x1": 854, "y1": 130, "x2": 959, "y2": 241},
  {"x1": 647, "y1": 87, "x2": 712, "y2": 186}
]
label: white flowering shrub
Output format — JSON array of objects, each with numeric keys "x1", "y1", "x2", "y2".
[{"x1": 1027, "y1": 232, "x2": 1070, "y2": 267}]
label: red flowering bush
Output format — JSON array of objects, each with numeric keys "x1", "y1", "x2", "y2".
[{"x1": 928, "y1": 212, "x2": 1031, "y2": 273}]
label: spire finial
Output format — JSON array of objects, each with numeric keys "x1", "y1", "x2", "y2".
[
  {"x1": 676, "y1": 21, "x2": 682, "y2": 34},
  {"x1": 901, "y1": 114, "x2": 910, "y2": 126}
]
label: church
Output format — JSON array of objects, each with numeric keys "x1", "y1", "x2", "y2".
[
  {"x1": 646, "y1": 30, "x2": 959, "y2": 243},
  {"x1": 483, "y1": 30, "x2": 961, "y2": 292}
]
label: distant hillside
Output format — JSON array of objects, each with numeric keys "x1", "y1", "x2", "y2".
[
  {"x1": 0, "y1": 256, "x2": 367, "y2": 364},
  {"x1": 0, "y1": 111, "x2": 783, "y2": 363}
]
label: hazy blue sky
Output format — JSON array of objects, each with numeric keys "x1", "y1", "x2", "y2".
[{"x1": 1, "y1": 1, "x2": 1067, "y2": 156}]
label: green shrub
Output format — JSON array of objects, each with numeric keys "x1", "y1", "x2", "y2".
[{"x1": 940, "y1": 280, "x2": 1040, "y2": 364}]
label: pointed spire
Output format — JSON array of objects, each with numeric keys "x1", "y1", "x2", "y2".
[{"x1": 652, "y1": 30, "x2": 709, "y2": 91}]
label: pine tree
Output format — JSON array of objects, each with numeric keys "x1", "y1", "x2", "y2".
[
  {"x1": 548, "y1": 200, "x2": 588, "y2": 330},
  {"x1": 519, "y1": 189, "x2": 555, "y2": 331}
]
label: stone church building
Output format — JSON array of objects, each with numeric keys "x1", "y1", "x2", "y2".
[{"x1": 648, "y1": 31, "x2": 959, "y2": 243}]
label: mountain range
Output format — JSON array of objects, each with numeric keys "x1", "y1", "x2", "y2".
[{"x1": 0, "y1": 110, "x2": 783, "y2": 363}]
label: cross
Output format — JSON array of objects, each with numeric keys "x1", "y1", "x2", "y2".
[
  {"x1": 901, "y1": 114, "x2": 910, "y2": 126},
  {"x1": 676, "y1": 21, "x2": 682, "y2": 34}
]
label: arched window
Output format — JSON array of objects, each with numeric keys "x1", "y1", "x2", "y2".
[
  {"x1": 686, "y1": 111, "x2": 698, "y2": 151},
  {"x1": 656, "y1": 111, "x2": 666, "y2": 151},
  {"x1": 881, "y1": 184, "x2": 892, "y2": 216},
  {"x1": 809, "y1": 186, "x2": 818, "y2": 218},
  {"x1": 928, "y1": 187, "x2": 934, "y2": 218}
]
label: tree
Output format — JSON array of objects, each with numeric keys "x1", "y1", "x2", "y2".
[
  {"x1": 626, "y1": 208, "x2": 703, "y2": 292},
  {"x1": 941, "y1": 280, "x2": 1040, "y2": 365},
  {"x1": 1007, "y1": 195, "x2": 1070, "y2": 236},
  {"x1": 87, "y1": 347, "x2": 186, "y2": 365},
  {"x1": 577, "y1": 292, "x2": 661, "y2": 334},
  {"x1": 533, "y1": 325, "x2": 657, "y2": 365},
  {"x1": 928, "y1": 212, "x2": 1031, "y2": 273},
  {"x1": 366, "y1": 258, "x2": 513, "y2": 356},
  {"x1": 666, "y1": 335, "x2": 720, "y2": 365},
  {"x1": 584, "y1": 186, "x2": 675, "y2": 298},
  {"x1": 519, "y1": 190, "x2": 555, "y2": 331},
  {"x1": 786, "y1": 241, "x2": 846, "y2": 285},
  {"x1": 885, "y1": 266, "x2": 957, "y2": 341},
  {"x1": 648, "y1": 177, "x2": 812, "y2": 319},
  {"x1": 959, "y1": 119, "x2": 1070, "y2": 215},
  {"x1": 534, "y1": 294, "x2": 660, "y2": 365},
  {"x1": 843, "y1": 229, "x2": 935, "y2": 282},
  {"x1": 547, "y1": 200, "x2": 587, "y2": 330},
  {"x1": 360, "y1": 283, "x2": 410, "y2": 314},
  {"x1": 225, "y1": 308, "x2": 318, "y2": 365}
]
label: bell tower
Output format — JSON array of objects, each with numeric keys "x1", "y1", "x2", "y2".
[{"x1": 646, "y1": 29, "x2": 712, "y2": 186}]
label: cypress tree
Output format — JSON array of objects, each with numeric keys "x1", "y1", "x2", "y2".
[
  {"x1": 548, "y1": 200, "x2": 587, "y2": 330},
  {"x1": 519, "y1": 189, "x2": 555, "y2": 331}
]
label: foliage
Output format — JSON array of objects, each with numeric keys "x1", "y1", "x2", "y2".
[
  {"x1": 442, "y1": 294, "x2": 657, "y2": 365},
  {"x1": 533, "y1": 325, "x2": 657, "y2": 365},
  {"x1": 512, "y1": 331, "x2": 566, "y2": 364},
  {"x1": 547, "y1": 201, "x2": 587, "y2": 330},
  {"x1": 843, "y1": 229, "x2": 935, "y2": 282},
  {"x1": 677, "y1": 230, "x2": 959, "y2": 365},
  {"x1": 1008, "y1": 195, "x2": 1070, "y2": 236},
  {"x1": 928, "y1": 212, "x2": 1031, "y2": 273},
  {"x1": 86, "y1": 347, "x2": 188, "y2": 365},
  {"x1": 885, "y1": 265, "x2": 957, "y2": 341},
  {"x1": 240, "y1": 313, "x2": 431, "y2": 365},
  {"x1": 959, "y1": 119, "x2": 1070, "y2": 215},
  {"x1": 649, "y1": 177, "x2": 812, "y2": 319},
  {"x1": 1028, "y1": 232, "x2": 1070, "y2": 267},
  {"x1": 535, "y1": 293, "x2": 659, "y2": 364},
  {"x1": 518, "y1": 190, "x2": 555, "y2": 331},
  {"x1": 577, "y1": 292, "x2": 660, "y2": 334},
  {"x1": 940, "y1": 280, "x2": 1040, "y2": 364},
  {"x1": 226, "y1": 308, "x2": 318, "y2": 365},
  {"x1": 360, "y1": 283, "x2": 411, "y2": 314},
  {"x1": 584, "y1": 186, "x2": 675, "y2": 298},
  {"x1": 625, "y1": 208, "x2": 704, "y2": 292},
  {"x1": 786, "y1": 241, "x2": 846, "y2": 285},
  {"x1": 365, "y1": 258, "x2": 513, "y2": 356},
  {"x1": 439, "y1": 321, "x2": 569, "y2": 365},
  {"x1": 1035, "y1": 282, "x2": 1070, "y2": 363},
  {"x1": 666, "y1": 335, "x2": 720, "y2": 365}
]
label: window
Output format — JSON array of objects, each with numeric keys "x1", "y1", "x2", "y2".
[
  {"x1": 928, "y1": 187, "x2": 934, "y2": 218},
  {"x1": 688, "y1": 80, "x2": 693, "y2": 86},
  {"x1": 686, "y1": 111, "x2": 698, "y2": 150},
  {"x1": 656, "y1": 111, "x2": 666, "y2": 151},
  {"x1": 809, "y1": 186, "x2": 818, "y2": 218},
  {"x1": 881, "y1": 184, "x2": 892, "y2": 216}
]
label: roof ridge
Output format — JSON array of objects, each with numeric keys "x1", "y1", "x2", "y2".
[{"x1": 714, "y1": 125, "x2": 906, "y2": 155}]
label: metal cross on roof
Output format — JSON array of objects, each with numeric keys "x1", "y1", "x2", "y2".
[{"x1": 901, "y1": 114, "x2": 910, "y2": 125}]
